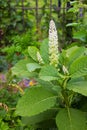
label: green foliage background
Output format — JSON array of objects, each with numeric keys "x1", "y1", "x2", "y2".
[{"x1": 0, "y1": 0, "x2": 87, "y2": 129}]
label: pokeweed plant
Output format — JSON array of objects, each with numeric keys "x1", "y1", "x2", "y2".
[{"x1": 11, "y1": 20, "x2": 87, "y2": 130}]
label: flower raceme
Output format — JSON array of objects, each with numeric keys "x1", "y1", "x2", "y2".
[
  {"x1": 37, "y1": 51, "x2": 44, "y2": 64},
  {"x1": 49, "y1": 20, "x2": 59, "y2": 67}
]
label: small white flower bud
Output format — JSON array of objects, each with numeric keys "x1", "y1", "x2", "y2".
[
  {"x1": 37, "y1": 51, "x2": 44, "y2": 64},
  {"x1": 62, "y1": 65, "x2": 69, "y2": 75}
]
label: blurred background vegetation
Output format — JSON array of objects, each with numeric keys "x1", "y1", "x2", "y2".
[
  {"x1": 0, "y1": 0, "x2": 87, "y2": 66},
  {"x1": 0, "y1": 0, "x2": 87, "y2": 46},
  {"x1": 0, "y1": 1, "x2": 87, "y2": 129}
]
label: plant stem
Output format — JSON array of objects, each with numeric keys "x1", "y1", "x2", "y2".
[
  {"x1": 61, "y1": 89, "x2": 69, "y2": 107},
  {"x1": 61, "y1": 77, "x2": 70, "y2": 107}
]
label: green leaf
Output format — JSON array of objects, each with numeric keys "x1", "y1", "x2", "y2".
[
  {"x1": 28, "y1": 46, "x2": 38, "y2": 61},
  {"x1": 39, "y1": 65, "x2": 58, "y2": 81},
  {"x1": 11, "y1": 59, "x2": 31, "y2": 77},
  {"x1": 37, "y1": 79, "x2": 62, "y2": 95},
  {"x1": 56, "y1": 108, "x2": 86, "y2": 130},
  {"x1": 40, "y1": 39, "x2": 49, "y2": 64},
  {"x1": 27, "y1": 63, "x2": 41, "y2": 72},
  {"x1": 22, "y1": 109, "x2": 58, "y2": 125},
  {"x1": 69, "y1": 56, "x2": 87, "y2": 78},
  {"x1": 16, "y1": 86, "x2": 57, "y2": 117},
  {"x1": 39, "y1": 76, "x2": 58, "y2": 81},
  {"x1": 67, "y1": 80, "x2": 87, "y2": 96},
  {"x1": 66, "y1": 46, "x2": 86, "y2": 67},
  {"x1": 37, "y1": 79, "x2": 54, "y2": 89},
  {"x1": 73, "y1": 30, "x2": 87, "y2": 42},
  {"x1": 66, "y1": 22, "x2": 79, "y2": 27}
]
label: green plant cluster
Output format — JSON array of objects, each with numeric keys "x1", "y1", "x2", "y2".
[
  {"x1": 0, "y1": 88, "x2": 21, "y2": 130},
  {"x1": 11, "y1": 36, "x2": 87, "y2": 129},
  {"x1": 66, "y1": 1, "x2": 87, "y2": 46},
  {"x1": 0, "y1": 56, "x2": 8, "y2": 72},
  {"x1": 1, "y1": 0, "x2": 87, "y2": 47},
  {"x1": 0, "y1": 1, "x2": 87, "y2": 129},
  {"x1": 0, "y1": 0, "x2": 34, "y2": 46},
  {"x1": 2, "y1": 28, "x2": 40, "y2": 65},
  {"x1": 0, "y1": 0, "x2": 73, "y2": 46}
]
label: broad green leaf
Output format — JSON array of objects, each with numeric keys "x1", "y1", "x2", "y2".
[
  {"x1": 39, "y1": 65, "x2": 58, "y2": 81},
  {"x1": 28, "y1": 46, "x2": 38, "y2": 61},
  {"x1": 73, "y1": 30, "x2": 87, "y2": 42},
  {"x1": 40, "y1": 39, "x2": 49, "y2": 64},
  {"x1": 66, "y1": 46, "x2": 86, "y2": 66},
  {"x1": 67, "y1": 80, "x2": 87, "y2": 96},
  {"x1": 16, "y1": 86, "x2": 57, "y2": 117},
  {"x1": 56, "y1": 108, "x2": 86, "y2": 130},
  {"x1": 37, "y1": 79, "x2": 55, "y2": 89},
  {"x1": 39, "y1": 76, "x2": 58, "y2": 81},
  {"x1": 22, "y1": 109, "x2": 58, "y2": 125},
  {"x1": 27, "y1": 63, "x2": 41, "y2": 72},
  {"x1": 69, "y1": 56, "x2": 87, "y2": 78},
  {"x1": 37, "y1": 79, "x2": 62, "y2": 96},
  {"x1": 11, "y1": 59, "x2": 31, "y2": 77}
]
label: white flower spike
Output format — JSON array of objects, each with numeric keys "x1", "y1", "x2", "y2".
[
  {"x1": 37, "y1": 51, "x2": 44, "y2": 64},
  {"x1": 49, "y1": 20, "x2": 59, "y2": 67},
  {"x1": 62, "y1": 65, "x2": 69, "y2": 75}
]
